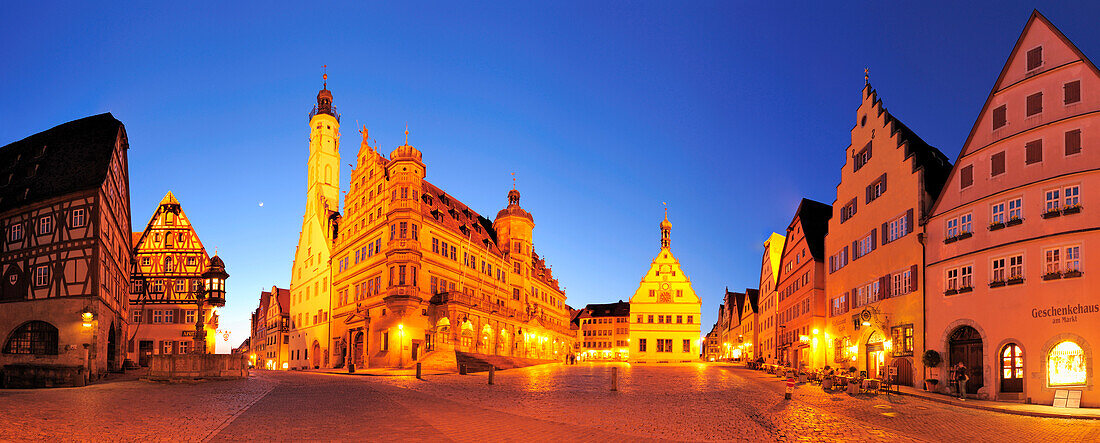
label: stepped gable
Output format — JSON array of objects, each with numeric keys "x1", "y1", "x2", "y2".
[
  {"x1": 419, "y1": 180, "x2": 503, "y2": 256},
  {"x1": 0, "y1": 113, "x2": 124, "y2": 213},
  {"x1": 862, "y1": 85, "x2": 953, "y2": 202},
  {"x1": 273, "y1": 287, "x2": 291, "y2": 313}
]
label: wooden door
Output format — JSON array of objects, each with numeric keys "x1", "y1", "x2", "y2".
[
  {"x1": 353, "y1": 332, "x2": 364, "y2": 367},
  {"x1": 1000, "y1": 344, "x2": 1024, "y2": 393},
  {"x1": 139, "y1": 341, "x2": 154, "y2": 367},
  {"x1": 949, "y1": 326, "x2": 983, "y2": 394}
]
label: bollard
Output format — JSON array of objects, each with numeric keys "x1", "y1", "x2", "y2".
[
  {"x1": 488, "y1": 366, "x2": 495, "y2": 385},
  {"x1": 459, "y1": 364, "x2": 467, "y2": 375},
  {"x1": 611, "y1": 366, "x2": 618, "y2": 391},
  {"x1": 785, "y1": 377, "x2": 794, "y2": 400},
  {"x1": 416, "y1": 362, "x2": 422, "y2": 380}
]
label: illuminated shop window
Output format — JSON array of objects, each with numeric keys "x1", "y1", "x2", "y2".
[{"x1": 1048, "y1": 341, "x2": 1086, "y2": 386}]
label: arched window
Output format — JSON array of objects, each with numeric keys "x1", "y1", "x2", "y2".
[
  {"x1": 1048, "y1": 341, "x2": 1087, "y2": 386},
  {"x1": 3, "y1": 321, "x2": 59, "y2": 355},
  {"x1": 1001, "y1": 343, "x2": 1024, "y2": 392}
]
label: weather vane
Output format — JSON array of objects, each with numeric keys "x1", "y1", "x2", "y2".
[
  {"x1": 323, "y1": 64, "x2": 328, "y2": 88},
  {"x1": 864, "y1": 67, "x2": 869, "y2": 84},
  {"x1": 404, "y1": 123, "x2": 409, "y2": 145},
  {"x1": 511, "y1": 172, "x2": 516, "y2": 190}
]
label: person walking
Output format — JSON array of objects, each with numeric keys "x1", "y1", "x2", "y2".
[{"x1": 954, "y1": 362, "x2": 969, "y2": 400}]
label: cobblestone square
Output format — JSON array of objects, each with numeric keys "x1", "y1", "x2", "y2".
[{"x1": 2, "y1": 364, "x2": 1098, "y2": 442}]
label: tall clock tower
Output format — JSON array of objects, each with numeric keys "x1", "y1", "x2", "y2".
[{"x1": 288, "y1": 72, "x2": 341, "y2": 369}]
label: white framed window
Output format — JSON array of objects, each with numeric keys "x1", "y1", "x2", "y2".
[
  {"x1": 991, "y1": 202, "x2": 1005, "y2": 224},
  {"x1": 175, "y1": 280, "x2": 186, "y2": 292},
  {"x1": 33, "y1": 265, "x2": 49, "y2": 287},
  {"x1": 152, "y1": 280, "x2": 164, "y2": 294},
  {"x1": 892, "y1": 269, "x2": 913, "y2": 295},
  {"x1": 71, "y1": 208, "x2": 86, "y2": 228},
  {"x1": 162, "y1": 340, "x2": 172, "y2": 354},
  {"x1": 38, "y1": 216, "x2": 53, "y2": 235},
  {"x1": 1065, "y1": 246, "x2": 1081, "y2": 272},
  {"x1": 1008, "y1": 197, "x2": 1023, "y2": 220},
  {"x1": 888, "y1": 215, "x2": 908, "y2": 242},
  {"x1": 960, "y1": 213, "x2": 973, "y2": 234},
  {"x1": 946, "y1": 268, "x2": 959, "y2": 291},
  {"x1": 1045, "y1": 189, "x2": 1061, "y2": 212},
  {"x1": 946, "y1": 218, "x2": 959, "y2": 238},
  {"x1": 960, "y1": 265, "x2": 973, "y2": 289},
  {"x1": 9, "y1": 224, "x2": 24, "y2": 242},
  {"x1": 858, "y1": 233, "x2": 873, "y2": 257},
  {"x1": 1009, "y1": 255, "x2": 1024, "y2": 280},
  {"x1": 992, "y1": 258, "x2": 1006, "y2": 282},
  {"x1": 1045, "y1": 248, "x2": 1061, "y2": 274},
  {"x1": 178, "y1": 341, "x2": 191, "y2": 354},
  {"x1": 1064, "y1": 185, "x2": 1080, "y2": 207},
  {"x1": 153, "y1": 310, "x2": 164, "y2": 323}
]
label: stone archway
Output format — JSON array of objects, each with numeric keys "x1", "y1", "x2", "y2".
[
  {"x1": 311, "y1": 340, "x2": 321, "y2": 369},
  {"x1": 1041, "y1": 333, "x2": 1093, "y2": 391},
  {"x1": 107, "y1": 322, "x2": 118, "y2": 372},
  {"x1": 948, "y1": 325, "x2": 983, "y2": 395}
]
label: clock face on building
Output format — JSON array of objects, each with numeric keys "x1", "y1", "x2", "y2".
[{"x1": 661, "y1": 283, "x2": 670, "y2": 290}]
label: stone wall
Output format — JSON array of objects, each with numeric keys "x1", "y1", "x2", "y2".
[{"x1": 146, "y1": 354, "x2": 249, "y2": 381}]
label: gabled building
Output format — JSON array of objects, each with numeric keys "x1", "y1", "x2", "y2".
[
  {"x1": 128, "y1": 192, "x2": 221, "y2": 365},
  {"x1": 628, "y1": 211, "x2": 702, "y2": 363},
  {"x1": 259, "y1": 286, "x2": 290, "y2": 370},
  {"x1": 575, "y1": 301, "x2": 630, "y2": 360},
  {"x1": 926, "y1": 11, "x2": 1099, "y2": 405},
  {"x1": 757, "y1": 233, "x2": 785, "y2": 364},
  {"x1": 731, "y1": 289, "x2": 760, "y2": 361},
  {"x1": 823, "y1": 83, "x2": 951, "y2": 385},
  {"x1": 0, "y1": 113, "x2": 132, "y2": 387},
  {"x1": 774, "y1": 199, "x2": 831, "y2": 369}
]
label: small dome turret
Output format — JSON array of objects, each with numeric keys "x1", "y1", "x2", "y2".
[{"x1": 496, "y1": 188, "x2": 533, "y2": 222}]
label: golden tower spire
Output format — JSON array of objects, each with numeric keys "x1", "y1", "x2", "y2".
[{"x1": 404, "y1": 123, "x2": 409, "y2": 146}]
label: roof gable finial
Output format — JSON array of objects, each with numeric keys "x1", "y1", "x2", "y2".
[
  {"x1": 512, "y1": 172, "x2": 516, "y2": 190},
  {"x1": 864, "y1": 67, "x2": 869, "y2": 85},
  {"x1": 323, "y1": 64, "x2": 328, "y2": 89}
]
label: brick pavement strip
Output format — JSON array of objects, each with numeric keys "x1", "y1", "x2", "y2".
[{"x1": 2, "y1": 364, "x2": 1099, "y2": 442}]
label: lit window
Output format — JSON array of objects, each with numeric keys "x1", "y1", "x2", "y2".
[
  {"x1": 1065, "y1": 246, "x2": 1081, "y2": 273},
  {"x1": 1048, "y1": 341, "x2": 1086, "y2": 386},
  {"x1": 1045, "y1": 248, "x2": 1061, "y2": 275}
]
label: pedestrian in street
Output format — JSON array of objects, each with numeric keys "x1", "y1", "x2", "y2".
[{"x1": 954, "y1": 362, "x2": 968, "y2": 400}]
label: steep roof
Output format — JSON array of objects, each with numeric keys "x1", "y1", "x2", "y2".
[
  {"x1": 581, "y1": 301, "x2": 630, "y2": 318},
  {"x1": 273, "y1": 287, "x2": 290, "y2": 315},
  {"x1": 0, "y1": 113, "x2": 124, "y2": 213},
  {"x1": 792, "y1": 198, "x2": 832, "y2": 261},
  {"x1": 745, "y1": 289, "x2": 760, "y2": 315}
]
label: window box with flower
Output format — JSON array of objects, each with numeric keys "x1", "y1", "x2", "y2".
[
  {"x1": 944, "y1": 288, "x2": 959, "y2": 296},
  {"x1": 1006, "y1": 217, "x2": 1024, "y2": 227},
  {"x1": 989, "y1": 279, "x2": 1007, "y2": 288},
  {"x1": 958, "y1": 286, "x2": 973, "y2": 294},
  {"x1": 1062, "y1": 204, "x2": 1082, "y2": 215},
  {"x1": 1063, "y1": 270, "x2": 1083, "y2": 279},
  {"x1": 1041, "y1": 209, "x2": 1062, "y2": 219},
  {"x1": 1006, "y1": 277, "x2": 1025, "y2": 286},
  {"x1": 988, "y1": 222, "x2": 1006, "y2": 231},
  {"x1": 1043, "y1": 272, "x2": 1062, "y2": 281}
]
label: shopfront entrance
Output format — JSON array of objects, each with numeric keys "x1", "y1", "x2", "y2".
[
  {"x1": 949, "y1": 326, "x2": 983, "y2": 395},
  {"x1": 866, "y1": 331, "x2": 885, "y2": 378}
]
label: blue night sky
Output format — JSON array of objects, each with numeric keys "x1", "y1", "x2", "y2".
[{"x1": 3, "y1": 2, "x2": 1099, "y2": 352}]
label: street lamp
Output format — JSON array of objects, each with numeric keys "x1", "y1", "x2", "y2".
[{"x1": 194, "y1": 255, "x2": 229, "y2": 354}]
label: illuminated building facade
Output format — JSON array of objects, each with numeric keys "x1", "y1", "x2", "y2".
[
  {"x1": 575, "y1": 301, "x2": 630, "y2": 360},
  {"x1": 628, "y1": 211, "x2": 702, "y2": 363},
  {"x1": 823, "y1": 83, "x2": 951, "y2": 385},
  {"x1": 255, "y1": 286, "x2": 290, "y2": 370},
  {"x1": 317, "y1": 80, "x2": 573, "y2": 371},
  {"x1": 757, "y1": 233, "x2": 785, "y2": 364},
  {"x1": 0, "y1": 114, "x2": 132, "y2": 387},
  {"x1": 128, "y1": 192, "x2": 221, "y2": 365},
  {"x1": 287, "y1": 77, "x2": 340, "y2": 371},
  {"x1": 774, "y1": 199, "x2": 831, "y2": 369},
  {"x1": 729, "y1": 289, "x2": 760, "y2": 361},
  {"x1": 926, "y1": 12, "x2": 1099, "y2": 405}
]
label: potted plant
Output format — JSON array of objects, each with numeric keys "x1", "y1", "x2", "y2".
[
  {"x1": 847, "y1": 367, "x2": 861, "y2": 394},
  {"x1": 922, "y1": 350, "x2": 941, "y2": 391},
  {"x1": 821, "y1": 366, "x2": 834, "y2": 390}
]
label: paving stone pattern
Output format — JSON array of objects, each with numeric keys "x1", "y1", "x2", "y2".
[{"x1": 1, "y1": 364, "x2": 1097, "y2": 442}]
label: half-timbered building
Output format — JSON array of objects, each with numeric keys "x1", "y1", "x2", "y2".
[
  {"x1": 128, "y1": 192, "x2": 218, "y2": 365},
  {"x1": 0, "y1": 113, "x2": 132, "y2": 387}
]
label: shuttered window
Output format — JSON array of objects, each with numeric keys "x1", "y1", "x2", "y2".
[
  {"x1": 1025, "y1": 140, "x2": 1043, "y2": 165},
  {"x1": 960, "y1": 165, "x2": 973, "y2": 189},
  {"x1": 1066, "y1": 129, "x2": 1082, "y2": 155},
  {"x1": 991, "y1": 152, "x2": 1006, "y2": 176},
  {"x1": 1064, "y1": 80, "x2": 1081, "y2": 105},
  {"x1": 992, "y1": 105, "x2": 1007, "y2": 130},
  {"x1": 1027, "y1": 47, "x2": 1043, "y2": 71},
  {"x1": 1026, "y1": 92, "x2": 1043, "y2": 116}
]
